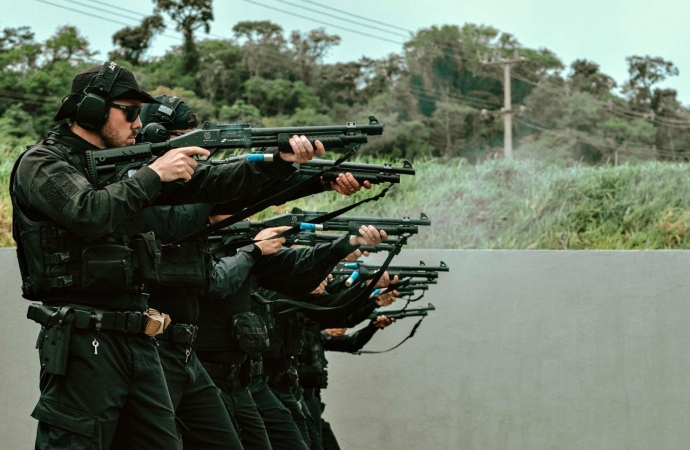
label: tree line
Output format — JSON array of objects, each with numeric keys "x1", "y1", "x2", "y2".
[{"x1": 1, "y1": 0, "x2": 688, "y2": 165}]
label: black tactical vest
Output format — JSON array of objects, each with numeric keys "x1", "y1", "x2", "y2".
[
  {"x1": 11, "y1": 134, "x2": 207, "y2": 301},
  {"x1": 11, "y1": 139, "x2": 148, "y2": 299}
]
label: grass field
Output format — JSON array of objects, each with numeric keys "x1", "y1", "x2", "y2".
[{"x1": 280, "y1": 158, "x2": 690, "y2": 249}]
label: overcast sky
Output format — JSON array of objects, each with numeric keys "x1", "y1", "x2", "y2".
[{"x1": 4, "y1": 0, "x2": 690, "y2": 104}]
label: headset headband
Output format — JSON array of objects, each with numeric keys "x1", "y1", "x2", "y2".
[
  {"x1": 84, "y1": 61, "x2": 121, "y2": 98},
  {"x1": 154, "y1": 96, "x2": 185, "y2": 123}
]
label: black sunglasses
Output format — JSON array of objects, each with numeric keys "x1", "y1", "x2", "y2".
[{"x1": 110, "y1": 103, "x2": 142, "y2": 122}]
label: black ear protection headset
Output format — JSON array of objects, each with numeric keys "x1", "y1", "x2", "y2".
[
  {"x1": 138, "y1": 95, "x2": 187, "y2": 144},
  {"x1": 148, "y1": 95, "x2": 185, "y2": 125},
  {"x1": 74, "y1": 61, "x2": 121, "y2": 131}
]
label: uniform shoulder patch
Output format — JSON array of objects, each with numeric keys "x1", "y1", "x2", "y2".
[{"x1": 39, "y1": 172, "x2": 79, "y2": 212}]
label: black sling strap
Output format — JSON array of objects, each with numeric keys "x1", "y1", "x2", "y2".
[
  {"x1": 354, "y1": 316, "x2": 426, "y2": 355},
  {"x1": 172, "y1": 146, "x2": 360, "y2": 246},
  {"x1": 270, "y1": 234, "x2": 409, "y2": 315},
  {"x1": 209, "y1": 184, "x2": 393, "y2": 255}
]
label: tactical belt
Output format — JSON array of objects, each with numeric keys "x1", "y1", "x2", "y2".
[
  {"x1": 200, "y1": 361, "x2": 242, "y2": 382},
  {"x1": 27, "y1": 304, "x2": 146, "y2": 334},
  {"x1": 160, "y1": 323, "x2": 198, "y2": 344}
]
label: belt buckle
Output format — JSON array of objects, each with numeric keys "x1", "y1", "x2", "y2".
[{"x1": 173, "y1": 324, "x2": 197, "y2": 344}]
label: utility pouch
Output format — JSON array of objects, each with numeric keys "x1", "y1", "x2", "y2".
[
  {"x1": 81, "y1": 244, "x2": 134, "y2": 290},
  {"x1": 157, "y1": 241, "x2": 208, "y2": 288},
  {"x1": 232, "y1": 312, "x2": 270, "y2": 356},
  {"x1": 38, "y1": 313, "x2": 74, "y2": 376},
  {"x1": 143, "y1": 308, "x2": 171, "y2": 337},
  {"x1": 130, "y1": 232, "x2": 161, "y2": 285},
  {"x1": 272, "y1": 364, "x2": 299, "y2": 390}
]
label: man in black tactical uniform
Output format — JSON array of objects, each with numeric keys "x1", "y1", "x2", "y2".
[
  {"x1": 104, "y1": 95, "x2": 246, "y2": 450},
  {"x1": 132, "y1": 94, "x2": 374, "y2": 449},
  {"x1": 12, "y1": 62, "x2": 322, "y2": 449},
  {"x1": 260, "y1": 247, "x2": 398, "y2": 450},
  {"x1": 248, "y1": 251, "x2": 400, "y2": 450},
  {"x1": 196, "y1": 224, "x2": 387, "y2": 450}
]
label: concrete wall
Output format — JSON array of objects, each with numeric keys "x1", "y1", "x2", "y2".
[{"x1": 3, "y1": 249, "x2": 690, "y2": 449}]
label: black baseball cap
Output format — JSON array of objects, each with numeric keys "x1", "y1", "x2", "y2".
[{"x1": 54, "y1": 63, "x2": 159, "y2": 122}]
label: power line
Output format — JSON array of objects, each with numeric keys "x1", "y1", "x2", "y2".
[
  {"x1": 274, "y1": 0, "x2": 409, "y2": 39},
  {"x1": 26, "y1": 0, "x2": 690, "y2": 158},
  {"x1": 0, "y1": 88, "x2": 62, "y2": 102},
  {"x1": 291, "y1": 0, "x2": 414, "y2": 34},
  {"x1": 86, "y1": 0, "x2": 148, "y2": 19},
  {"x1": 511, "y1": 68, "x2": 690, "y2": 128},
  {"x1": 0, "y1": 92, "x2": 60, "y2": 106},
  {"x1": 64, "y1": 0, "x2": 144, "y2": 23},
  {"x1": 85, "y1": 0, "x2": 184, "y2": 42},
  {"x1": 34, "y1": 0, "x2": 182, "y2": 43},
  {"x1": 239, "y1": 0, "x2": 405, "y2": 46},
  {"x1": 34, "y1": 0, "x2": 133, "y2": 27}
]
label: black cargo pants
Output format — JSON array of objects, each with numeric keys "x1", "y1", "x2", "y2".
[
  {"x1": 111, "y1": 340, "x2": 243, "y2": 449},
  {"x1": 32, "y1": 329, "x2": 180, "y2": 450},
  {"x1": 250, "y1": 376, "x2": 309, "y2": 450},
  {"x1": 212, "y1": 375, "x2": 273, "y2": 450}
]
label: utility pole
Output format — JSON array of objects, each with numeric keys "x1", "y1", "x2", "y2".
[{"x1": 482, "y1": 51, "x2": 527, "y2": 159}]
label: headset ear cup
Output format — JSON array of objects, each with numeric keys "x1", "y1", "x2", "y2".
[
  {"x1": 75, "y1": 93, "x2": 109, "y2": 131},
  {"x1": 138, "y1": 122, "x2": 170, "y2": 145}
]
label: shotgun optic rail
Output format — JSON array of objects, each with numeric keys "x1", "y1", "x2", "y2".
[
  {"x1": 161, "y1": 116, "x2": 383, "y2": 153},
  {"x1": 332, "y1": 261, "x2": 448, "y2": 285},
  {"x1": 211, "y1": 211, "x2": 431, "y2": 238}
]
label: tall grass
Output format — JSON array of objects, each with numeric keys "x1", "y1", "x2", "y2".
[
  {"x1": 286, "y1": 158, "x2": 690, "y2": 249},
  {"x1": 4, "y1": 153, "x2": 690, "y2": 249}
]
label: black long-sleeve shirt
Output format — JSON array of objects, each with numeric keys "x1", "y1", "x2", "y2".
[
  {"x1": 195, "y1": 236, "x2": 359, "y2": 365},
  {"x1": 12, "y1": 123, "x2": 297, "y2": 311},
  {"x1": 322, "y1": 324, "x2": 378, "y2": 353}
]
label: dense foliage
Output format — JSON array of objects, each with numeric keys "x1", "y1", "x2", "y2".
[{"x1": 2, "y1": 1, "x2": 690, "y2": 248}]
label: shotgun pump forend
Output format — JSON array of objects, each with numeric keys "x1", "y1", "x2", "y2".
[{"x1": 369, "y1": 303, "x2": 436, "y2": 320}]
